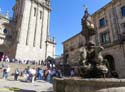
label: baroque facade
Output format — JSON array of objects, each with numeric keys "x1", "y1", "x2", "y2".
[
  {"x1": 0, "y1": 0, "x2": 56, "y2": 61},
  {"x1": 63, "y1": 0, "x2": 125, "y2": 78}
]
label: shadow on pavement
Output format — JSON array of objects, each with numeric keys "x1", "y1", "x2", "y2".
[
  {"x1": 40, "y1": 91, "x2": 54, "y2": 92},
  {"x1": 36, "y1": 80, "x2": 47, "y2": 83},
  {"x1": 47, "y1": 87, "x2": 53, "y2": 92},
  {"x1": 19, "y1": 79, "x2": 27, "y2": 82},
  {"x1": 2, "y1": 87, "x2": 36, "y2": 92},
  {"x1": 19, "y1": 79, "x2": 32, "y2": 83},
  {"x1": 3, "y1": 87, "x2": 53, "y2": 92},
  {"x1": 9, "y1": 87, "x2": 36, "y2": 92},
  {"x1": 14, "y1": 89, "x2": 36, "y2": 92},
  {"x1": 7, "y1": 79, "x2": 15, "y2": 81}
]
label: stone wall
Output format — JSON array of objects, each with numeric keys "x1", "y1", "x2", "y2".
[{"x1": 53, "y1": 77, "x2": 125, "y2": 92}]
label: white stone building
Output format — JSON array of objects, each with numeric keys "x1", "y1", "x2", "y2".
[{"x1": 0, "y1": 0, "x2": 56, "y2": 62}]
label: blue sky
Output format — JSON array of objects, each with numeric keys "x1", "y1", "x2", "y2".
[{"x1": 0, "y1": 0, "x2": 111, "y2": 56}]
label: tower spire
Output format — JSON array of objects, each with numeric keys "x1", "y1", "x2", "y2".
[
  {"x1": 5, "y1": 10, "x2": 9, "y2": 18},
  {"x1": 83, "y1": 5, "x2": 89, "y2": 18}
]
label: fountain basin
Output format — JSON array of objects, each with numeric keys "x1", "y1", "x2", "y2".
[{"x1": 53, "y1": 77, "x2": 125, "y2": 92}]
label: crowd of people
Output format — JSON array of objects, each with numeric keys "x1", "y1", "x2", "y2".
[
  {"x1": 0, "y1": 54, "x2": 45, "y2": 65},
  {"x1": 1, "y1": 64, "x2": 63, "y2": 83},
  {"x1": 0, "y1": 54, "x2": 78, "y2": 83}
]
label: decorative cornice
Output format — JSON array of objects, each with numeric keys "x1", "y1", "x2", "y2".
[
  {"x1": 46, "y1": 40, "x2": 56, "y2": 45},
  {"x1": 32, "y1": 0, "x2": 51, "y2": 11},
  {"x1": 102, "y1": 40, "x2": 125, "y2": 48}
]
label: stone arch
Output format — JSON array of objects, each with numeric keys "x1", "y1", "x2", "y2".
[
  {"x1": 104, "y1": 55, "x2": 115, "y2": 71},
  {"x1": 65, "y1": 54, "x2": 69, "y2": 64},
  {"x1": 0, "y1": 51, "x2": 3, "y2": 61},
  {"x1": 103, "y1": 55, "x2": 119, "y2": 78}
]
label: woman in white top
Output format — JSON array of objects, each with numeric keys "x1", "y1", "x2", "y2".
[{"x1": 31, "y1": 68, "x2": 36, "y2": 83}]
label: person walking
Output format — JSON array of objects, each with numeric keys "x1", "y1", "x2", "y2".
[
  {"x1": 47, "y1": 68, "x2": 52, "y2": 83},
  {"x1": 3, "y1": 67, "x2": 7, "y2": 79},
  {"x1": 37, "y1": 68, "x2": 43, "y2": 80},
  {"x1": 6, "y1": 65, "x2": 10, "y2": 79},
  {"x1": 30, "y1": 68, "x2": 36, "y2": 83},
  {"x1": 70, "y1": 69, "x2": 75, "y2": 77},
  {"x1": 14, "y1": 68, "x2": 20, "y2": 80}
]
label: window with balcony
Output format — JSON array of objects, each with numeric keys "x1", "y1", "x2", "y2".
[
  {"x1": 70, "y1": 46, "x2": 74, "y2": 51},
  {"x1": 100, "y1": 31, "x2": 110, "y2": 44},
  {"x1": 121, "y1": 6, "x2": 125, "y2": 16},
  {"x1": 64, "y1": 44, "x2": 69, "y2": 52},
  {"x1": 99, "y1": 18, "x2": 107, "y2": 28}
]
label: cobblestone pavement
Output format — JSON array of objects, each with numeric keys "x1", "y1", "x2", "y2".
[{"x1": 0, "y1": 79, "x2": 53, "y2": 92}]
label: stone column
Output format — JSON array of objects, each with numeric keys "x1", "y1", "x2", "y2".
[
  {"x1": 26, "y1": 0, "x2": 33, "y2": 45},
  {"x1": 18, "y1": 0, "x2": 26, "y2": 44},
  {"x1": 45, "y1": 11, "x2": 50, "y2": 59},
  {"x1": 40, "y1": 7, "x2": 45, "y2": 48},
  {"x1": 33, "y1": 3, "x2": 39, "y2": 47}
]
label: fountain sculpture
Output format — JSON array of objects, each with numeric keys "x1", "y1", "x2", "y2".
[{"x1": 78, "y1": 7, "x2": 108, "y2": 78}]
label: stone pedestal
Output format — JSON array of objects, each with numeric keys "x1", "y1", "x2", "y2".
[{"x1": 53, "y1": 77, "x2": 125, "y2": 92}]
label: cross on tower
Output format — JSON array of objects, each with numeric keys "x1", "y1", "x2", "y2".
[{"x1": 83, "y1": 5, "x2": 87, "y2": 11}]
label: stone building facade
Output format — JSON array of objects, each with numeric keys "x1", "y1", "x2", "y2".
[
  {"x1": 63, "y1": 33, "x2": 86, "y2": 66},
  {"x1": 0, "y1": 0, "x2": 56, "y2": 62},
  {"x1": 63, "y1": 0, "x2": 125, "y2": 78},
  {"x1": 0, "y1": 13, "x2": 11, "y2": 57},
  {"x1": 0, "y1": 14, "x2": 9, "y2": 45},
  {"x1": 92, "y1": 0, "x2": 125, "y2": 78}
]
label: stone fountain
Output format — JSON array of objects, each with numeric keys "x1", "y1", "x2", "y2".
[
  {"x1": 53, "y1": 7, "x2": 125, "y2": 92},
  {"x1": 78, "y1": 7, "x2": 108, "y2": 78}
]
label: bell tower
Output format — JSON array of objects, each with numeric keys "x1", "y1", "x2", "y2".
[{"x1": 12, "y1": 0, "x2": 55, "y2": 61}]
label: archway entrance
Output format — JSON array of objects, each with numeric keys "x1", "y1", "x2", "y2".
[
  {"x1": 65, "y1": 54, "x2": 69, "y2": 64},
  {"x1": 0, "y1": 52, "x2": 3, "y2": 61},
  {"x1": 104, "y1": 55, "x2": 118, "y2": 78}
]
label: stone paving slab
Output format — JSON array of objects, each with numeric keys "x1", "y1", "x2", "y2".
[{"x1": 0, "y1": 79, "x2": 53, "y2": 92}]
